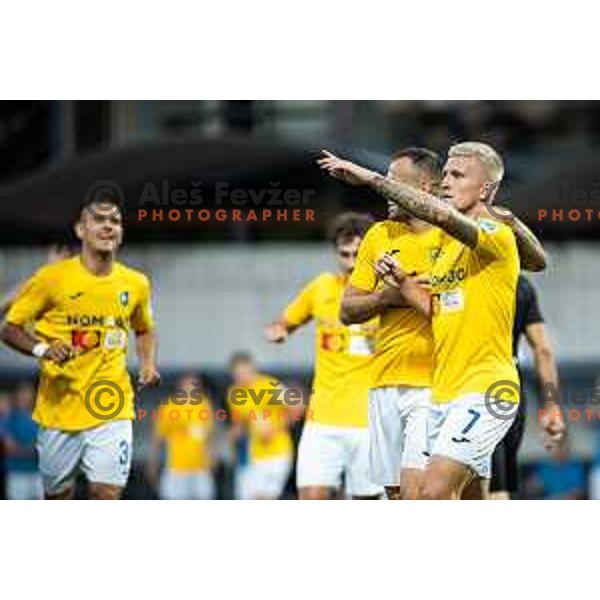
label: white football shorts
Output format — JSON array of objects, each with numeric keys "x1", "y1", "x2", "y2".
[
  {"x1": 160, "y1": 470, "x2": 215, "y2": 500},
  {"x1": 426, "y1": 394, "x2": 518, "y2": 478},
  {"x1": 37, "y1": 419, "x2": 132, "y2": 496},
  {"x1": 368, "y1": 386, "x2": 431, "y2": 486},
  {"x1": 238, "y1": 455, "x2": 292, "y2": 499},
  {"x1": 296, "y1": 424, "x2": 383, "y2": 497}
]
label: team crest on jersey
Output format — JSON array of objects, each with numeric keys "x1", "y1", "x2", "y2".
[
  {"x1": 478, "y1": 219, "x2": 498, "y2": 233},
  {"x1": 119, "y1": 291, "x2": 129, "y2": 307},
  {"x1": 431, "y1": 247, "x2": 442, "y2": 260}
]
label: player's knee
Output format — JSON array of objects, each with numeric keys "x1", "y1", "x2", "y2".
[
  {"x1": 299, "y1": 486, "x2": 330, "y2": 500},
  {"x1": 400, "y1": 471, "x2": 423, "y2": 500},
  {"x1": 45, "y1": 485, "x2": 74, "y2": 500},
  {"x1": 418, "y1": 479, "x2": 453, "y2": 500},
  {"x1": 461, "y1": 478, "x2": 488, "y2": 500},
  {"x1": 401, "y1": 485, "x2": 420, "y2": 501},
  {"x1": 88, "y1": 483, "x2": 123, "y2": 500}
]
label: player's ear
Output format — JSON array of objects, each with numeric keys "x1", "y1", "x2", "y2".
[
  {"x1": 481, "y1": 181, "x2": 499, "y2": 203},
  {"x1": 74, "y1": 218, "x2": 84, "y2": 241},
  {"x1": 422, "y1": 174, "x2": 435, "y2": 195}
]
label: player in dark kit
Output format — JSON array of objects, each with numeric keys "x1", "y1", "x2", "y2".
[{"x1": 489, "y1": 274, "x2": 566, "y2": 499}]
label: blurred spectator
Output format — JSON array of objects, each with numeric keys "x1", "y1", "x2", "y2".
[
  {"x1": 280, "y1": 380, "x2": 309, "y2": 500},
  {"x1": 0, "y1": 391, "x2": 10, "y2": 499},
  {"x1": 588, "y1": 453, "x2": 600, "y2": 500},
  {"x1": 4, "y1": 383, "x2": 42, "y2": 500},
  {"x1": 531, "y1": 447, "x2": 587, "y2": 500},
  {"x1": 149, "y1": 373, "x2": 216, "y2": 500},
  {"x1": 227, "y1": 352, "x2": 294, "y2": 500},
  {"x1": 587, "y1": 390, "x2": 600, "y2": 499}
]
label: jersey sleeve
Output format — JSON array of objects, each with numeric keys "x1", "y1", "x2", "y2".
[
  {"x1": 283, "y1": 278, "x2": 317, "y2": 327},
  {"x1": 5, "y1": 267, "x2": 54, "y2": 326},
  {"x1": 521, "y1": 276, "x2": 544, "y2": 326},
  {"x1": 350, "y1": 229, "x2": 378, "y2": 292},
  {"x1": 475, "y1": 219, "x2": 516, "y2": 260},
  {"x1": 131, "y1": 276, "x2": 155, "y2": 334}
]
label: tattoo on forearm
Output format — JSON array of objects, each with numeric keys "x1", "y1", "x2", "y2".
[
  {"x1": 512, "y1": 218, "x2": 547, "y2": 271},
  {"x1": 371, "y1": 175, "x2": 479, "y2": 247}
]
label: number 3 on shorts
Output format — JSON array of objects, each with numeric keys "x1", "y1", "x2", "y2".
[{"x1": 118, "y1": 439, "x2": 129, "y2": 470}]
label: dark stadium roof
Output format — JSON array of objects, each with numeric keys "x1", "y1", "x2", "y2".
[
  {"x1": 511, "y1": 156, "x2": 600, "y2": 240},
  {"x1": 0, "y1": 135, "x2": 391, "y2": 244},
  {"x1": 0, "y1": 136, "x2": 598, "y2": 243}
]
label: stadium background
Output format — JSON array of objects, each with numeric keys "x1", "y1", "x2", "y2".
[{"x1": 0, "y1": 100, "x2": 598, "y2": 499}]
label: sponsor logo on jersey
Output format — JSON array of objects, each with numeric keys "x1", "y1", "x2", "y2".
[
  {"x1": 320, "y1": 331, "x2": 346, "y2": 352},
  {"x1": 66, "y1": 314, "x2": 126, "y2": 328},
  {"x1": 431, "y1": 268, "x2": 467, "y2": 288},
  {"x1": 71, "y1": 329, "x2": 102, "y2": 350}
]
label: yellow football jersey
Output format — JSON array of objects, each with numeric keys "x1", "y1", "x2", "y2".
[
  {"x1": 350, "y1": 220, "x2": 435, "y2": 389},
  {"x1": 5, "y1": 256, "x2": 154, "y2": 430},
  {"x1": 227, "y1": 374, "x2": 293, "y2": 462},
  {"x1": 157, "y1": 398, "x2": 213, "y2": 472},
  {"x1": 430, "y1": 219, "x2": 520, "y2": 403},
  {"x1": 284, "y1": 273, "x2": 377, "y2": 428}
]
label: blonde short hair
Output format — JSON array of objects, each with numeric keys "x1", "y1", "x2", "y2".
[{"x1": 448, "y1": 142, "x2": 504, "y2": 183}]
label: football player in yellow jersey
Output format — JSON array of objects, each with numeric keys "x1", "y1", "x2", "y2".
[
  {"x1": 341, "y1": 148, "x2": 442, "y2": 500},
  {"x1": 0, "y1": 197, "x2": 159, "y2": 500},
  {"x1": 265, "y1": 213, "x2": 383, "y2": 500},
  {"x1": 226, "y1": 352, "x2": 293, "y2": 499},
  {"x1": 318, "y1": 142, "x2": 554, "y2": 500},
  {"x1": 150, "y1": 373, "x2": 216, "y2": 500}
]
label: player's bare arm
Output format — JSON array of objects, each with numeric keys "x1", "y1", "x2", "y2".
[
  {"x1": 341, "y1": 285, "x2": 401, "y2": 325},
  {"x1": 136, "y1": 330, "x2": 160, "y2": 388},
  {"x1": 377, "y1": 255, "x2": 432, "y2": 319},
  {"x1": 511, "y1": 217, "x2": 547, "y2": 272},
  {"x1": 341, "y1": 250, "x2": 422, "y2": 324},
  {"x1": 524, "y1": 322, "x2": 566, "y2": 449},
  {"x1": 0, "y1": 322, "x2": 73, "y2": 363},
  {"x1": 264, "y1": 318, "x2": 301, "y2": 343},
  {"x1": 370, "y1": 175, "x2": 481, "y2": 248},
  {"x1": 317, "y1": 150, "x2": 479, "y2": 247},
  {"x1": 478, "y1": 204, "x2": 547, "y2": 271}
]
